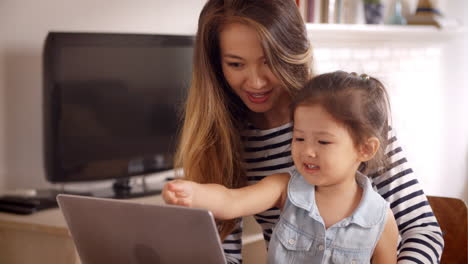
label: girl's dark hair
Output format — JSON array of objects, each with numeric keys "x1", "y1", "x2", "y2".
[{"x1": 291, "y1": 71, "x2": 392, "y2": 174}]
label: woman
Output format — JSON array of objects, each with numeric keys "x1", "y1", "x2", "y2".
[{"x1": 172, "y1": 0, "x2": 443, "y2": 263}]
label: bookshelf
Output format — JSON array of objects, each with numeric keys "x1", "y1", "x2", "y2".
[
  {"x1": 298, "y1": 0, "x2": 463, "y2": 44},
  {"x1": 306, "y1": 23, "x2": 464, "y2": 44}
]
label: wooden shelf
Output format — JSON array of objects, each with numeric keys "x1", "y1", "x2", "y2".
[{"x1": 306, "y1": 23, "x2": 464, "y2": 44}]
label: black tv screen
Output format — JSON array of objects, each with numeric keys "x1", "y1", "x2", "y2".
[{"x1": 43, "y1": 32, "x2": 193, "y2": 183}]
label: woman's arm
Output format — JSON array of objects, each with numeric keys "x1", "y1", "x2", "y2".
[
  {"x1": 372, "y1": 128, "x2": 444, "y2": 263},
  {"x1": 372, "y1": 208, "x2": 399, "y2": 264},
  {"x1": 163, "y1": 173, "x2": 290, "y2": 220}
]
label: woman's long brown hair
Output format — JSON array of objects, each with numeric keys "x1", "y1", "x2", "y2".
[{"x1": 174, "y1": 0, "x2": 312, "y2": 240}]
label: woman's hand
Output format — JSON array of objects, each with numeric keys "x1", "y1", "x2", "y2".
[{"x1": 162, "y1": 180, "x2": 198, "y2": 207}]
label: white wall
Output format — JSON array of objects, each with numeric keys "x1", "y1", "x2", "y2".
[
  {"x1": 0, "y1": 0, "x2": 206, "y2": 191},
  {"x1": 0, "y1": 0, "x2": 467, "y2": 202},
  {"x1": 442, "y1": 1, "x2": 468, "y2": 202}
]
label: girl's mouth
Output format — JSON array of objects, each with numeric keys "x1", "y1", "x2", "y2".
[{"x1": 304, "y1": 163, "x2": 320, "y2": 173}]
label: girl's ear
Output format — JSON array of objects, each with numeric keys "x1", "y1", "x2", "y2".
[{"x1": 358, "y1": 137, "x2": 380, "y2": 162}]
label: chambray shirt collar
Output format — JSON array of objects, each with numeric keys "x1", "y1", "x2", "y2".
[
  {"x1": 287, "y1": 169, "x2": 316, "y2": 213},
  {"x1": 287, "y1": 169, "x2": 386, "y2": 228}
]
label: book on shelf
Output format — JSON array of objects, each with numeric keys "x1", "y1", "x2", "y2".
[
  {"x1": 297, "y1": 0, "x2": 308, "y2": 22},
  {"x1": 295, "y1": 0, "x2": 324, "y2": 23},
  {"x1": 298, "y1": 0, "x2": 362, "y2": 24},
  {"x1": 308, "y1": 0, "x2": 323, "y2": 23}
]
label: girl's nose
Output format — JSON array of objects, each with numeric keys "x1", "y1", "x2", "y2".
[{"x1": 305, "y1": 145, "x2": 317, "y2": 158}]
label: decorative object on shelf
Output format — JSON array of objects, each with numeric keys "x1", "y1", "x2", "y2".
[
  {"x1": 414, "y1": 0, "x2": 442, "y2": 16},
  {"x1": 389, "y1": 0, "x2": 407, "y2": 25},
  {"x1": 406, "y1": 0, "x2": 459, "y2": 29},
  {"x1": 363, "y1": 0, "x2": 384, "y2": 24}
]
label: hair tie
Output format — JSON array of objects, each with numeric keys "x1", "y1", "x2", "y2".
[{"x1": 350, "y1": 72, "x2": 370, "y2": 81}]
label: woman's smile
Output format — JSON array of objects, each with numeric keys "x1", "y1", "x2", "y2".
[{"x1": 245, "y1": 90, "x2": 272, "y2": 104}]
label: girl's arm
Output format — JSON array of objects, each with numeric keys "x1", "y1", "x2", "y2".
[
  {"x1": 372, "y1": 208, "x2": 399, "y2": 264},
  {"x1": 162, "y1": 173, "x2": 290, "y2": 220}
]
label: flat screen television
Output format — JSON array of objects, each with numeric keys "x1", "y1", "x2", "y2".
[{"x1": 43, "y1": 32, "x2": 194, "y2": 197}]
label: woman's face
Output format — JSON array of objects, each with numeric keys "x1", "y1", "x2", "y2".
[{"x1": 219, "y1": 23, "x2": 289, "y2": 115}]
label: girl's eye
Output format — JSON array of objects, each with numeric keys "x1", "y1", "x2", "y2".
[
  {"x1": 318, "y1": 140, "x2": 331, "y2": 145},
  {"x1": 294, "y1": 137, "x2": 304, "y2": 142}
]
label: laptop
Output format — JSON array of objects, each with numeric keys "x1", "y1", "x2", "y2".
[{"x1": 57, "y1": 194, "x2": 227, "y2": 264}]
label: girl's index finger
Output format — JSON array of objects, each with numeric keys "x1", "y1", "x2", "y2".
[
  {"x1": 167, "y1": 180, "x2": 189, "y2": 192},
  {"x1": 174, "y1": 190, "x2": 189, "y2": 198}
]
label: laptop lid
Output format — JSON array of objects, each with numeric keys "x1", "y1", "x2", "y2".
[{"x1": 57, "y1": 194, "x2": 227, "y2": 264}]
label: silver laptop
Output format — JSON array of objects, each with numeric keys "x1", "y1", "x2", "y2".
[{"x1": 57, "y1": 194, "x2": 227, "y2": 264}]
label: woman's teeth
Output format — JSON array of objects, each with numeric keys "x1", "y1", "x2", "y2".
[
  {"x1": 306, "y1": 164, "x2": 318, "y2": 169},
  {"x1": 251, "y1": 93, "x2": 267, "y2": 98},
  {"x1": 247, "y1": 91, "x2": 270, "y2": 103}
]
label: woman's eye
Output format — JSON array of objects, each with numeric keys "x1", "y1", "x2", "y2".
[
  {"x1": 227, "y1": 62, "x2": 243, "y2": 68},
  {"x1": 318, "y1": 140, "x2": 331, "y2": 145},
  {"x1": 294, "y1": 137, "x2": 304, "y2": 142}
]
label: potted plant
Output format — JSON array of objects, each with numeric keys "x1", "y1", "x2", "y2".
[{"x1": 363, "y1": 0, "x2": 384, "y2": 24}]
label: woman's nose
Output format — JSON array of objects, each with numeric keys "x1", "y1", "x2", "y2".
[{"x1": 246, "y1": 67, "x2": 267, "y2": 90}]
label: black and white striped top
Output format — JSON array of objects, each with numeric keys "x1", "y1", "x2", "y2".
[{"x1": 222, "y1": 122, "x2": 444, "y2": 264}]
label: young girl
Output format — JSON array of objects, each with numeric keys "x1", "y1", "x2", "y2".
[
  {"x1": 176, "y1": 0, "x2": 442, "y2": 262},
  {"x1": 164, "y1": 71, "x2": 399, "y2": 263}
]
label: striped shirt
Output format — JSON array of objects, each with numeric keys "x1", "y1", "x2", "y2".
[{"x1": 222, "y1": 122, "x2": 444, "y2": 264}]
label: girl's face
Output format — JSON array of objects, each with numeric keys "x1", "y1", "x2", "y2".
[
  {"x1": 291, "y1": 104, "x2": 364, "y2": 189},
  {"x1": 219, "y1": 23, "x2": 290, "y2": 117}
]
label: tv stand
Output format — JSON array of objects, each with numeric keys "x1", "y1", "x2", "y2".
[
  {"x1": 0, "y1": 189, "x2": 91, "y2": 215},
  {"x1": 0, "y1": 194, "x2": 166, "y2": 264},
  {"x1": 0, "y1": 172, "x2": 170, "y2": 215}
]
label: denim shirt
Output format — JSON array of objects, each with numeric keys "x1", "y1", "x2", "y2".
[{"x1": 267, "y1": 169, "x2": 389, "y2": 264}]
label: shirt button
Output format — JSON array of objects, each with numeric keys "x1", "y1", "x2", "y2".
[
  {"x1": 318, "y1": 244, "x2": 324, "y2": 251},
  {"x1": 288, "y1": 239, "x2": 296, "y2": 245}
]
